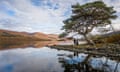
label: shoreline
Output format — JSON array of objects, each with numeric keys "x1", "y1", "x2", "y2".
[{"x1": 49, "y1": 43, "x2": 120, "y2": 58}]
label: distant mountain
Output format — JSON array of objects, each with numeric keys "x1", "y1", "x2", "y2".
[
  {"x1": 102, "y1": 31, "x2": 120, "y2": 37},
  {"x1": 0, "y1": 29, "x2": 29, "y2": 36},
  {"x1": 93, "y1": 30, "x2": 120, "y2": 43},
  {"x1": 0, "y1": 29, "x2": 59, "y2": 41},
  {"x1": 48, "y1": 34, "x2": 59, "y2": 40},
  {"x1": 32, "y1": 32, "x2": 51, "y2": 40}
]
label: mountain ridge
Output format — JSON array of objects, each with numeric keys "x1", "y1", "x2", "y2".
[{"x1": 0, "y1": 29, "x2": 59, "y2": 41}]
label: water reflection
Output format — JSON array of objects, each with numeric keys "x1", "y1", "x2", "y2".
[
  {"x1": 0, "y1": 42, "x2": 119, "y2": 72},
  {"x1": 0, "y1": 41, "x2": 57, "y2": 50},
  {"x1": 58, "y1": 52, "x2": 120, "y2": 72},
  {"x1": 0, "y1": 47, "x2": 66, "y2": 72}
]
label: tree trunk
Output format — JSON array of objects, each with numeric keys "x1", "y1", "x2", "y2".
[
  {"x1": 73, "y1": 38, "x2": 79, "y2": 45},
  {"x1": 110, "y1": 24, "x2": 115, "y2": 32},
  {"x1": 83, "y1": 34, "x2": 95, "y2": 45}
]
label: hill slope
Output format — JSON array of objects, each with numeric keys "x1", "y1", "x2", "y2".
[
  {"x1": 93, "y1": 31, "x2": 120, "y2": 43},
  {"x1": 0, "y1": 29, "x2": 58, "y2": 42}
]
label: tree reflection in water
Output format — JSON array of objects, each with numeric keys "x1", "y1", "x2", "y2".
[{"x1": 58, "y1": 52, "x2": 120, "y2": 72}]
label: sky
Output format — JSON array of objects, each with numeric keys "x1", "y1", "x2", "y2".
[{"x1": 0, "y1": 0, "x2": 120, "y2": 34}]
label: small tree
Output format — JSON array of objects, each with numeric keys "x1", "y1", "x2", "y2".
[{"x1": 62, "y1": 1, "x2": 117, "y2": 45}]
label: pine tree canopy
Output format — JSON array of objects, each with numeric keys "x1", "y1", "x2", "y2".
[{"x1": 62, "y1": 1, "x2": 117, "y2": 35}]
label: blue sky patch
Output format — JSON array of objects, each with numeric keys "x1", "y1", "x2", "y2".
[
  {"x1": 6, "y1": 10, "x2": 15, "y2": 16},
  {"x1": 53, "y1": 4, "x2": 59, "y2": 10},
  {"x1": 63, "y1": 8, "x2": 72, "y2": 17},
  {"x1": 0, "y1": 3, "x2": 15, "y2": 16},
  {"x1": 31, "y1": 0, "x2": 43, "y2": 6},
  {"x1": 46, "y1": 0, "x2": 52, "y2": 9}
]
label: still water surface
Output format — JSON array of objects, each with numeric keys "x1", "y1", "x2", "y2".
[{"x1": 0, "y1": 42, "x2": 119, "y2": 72}]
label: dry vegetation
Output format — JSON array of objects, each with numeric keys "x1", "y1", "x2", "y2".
[{"x1": 92, "y1": 32, "x2": 120, "y2": 44}]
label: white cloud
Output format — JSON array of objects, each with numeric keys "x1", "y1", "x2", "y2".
[{"x1": 0, "y1": 0, "x2": 119, "y2": 34}]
